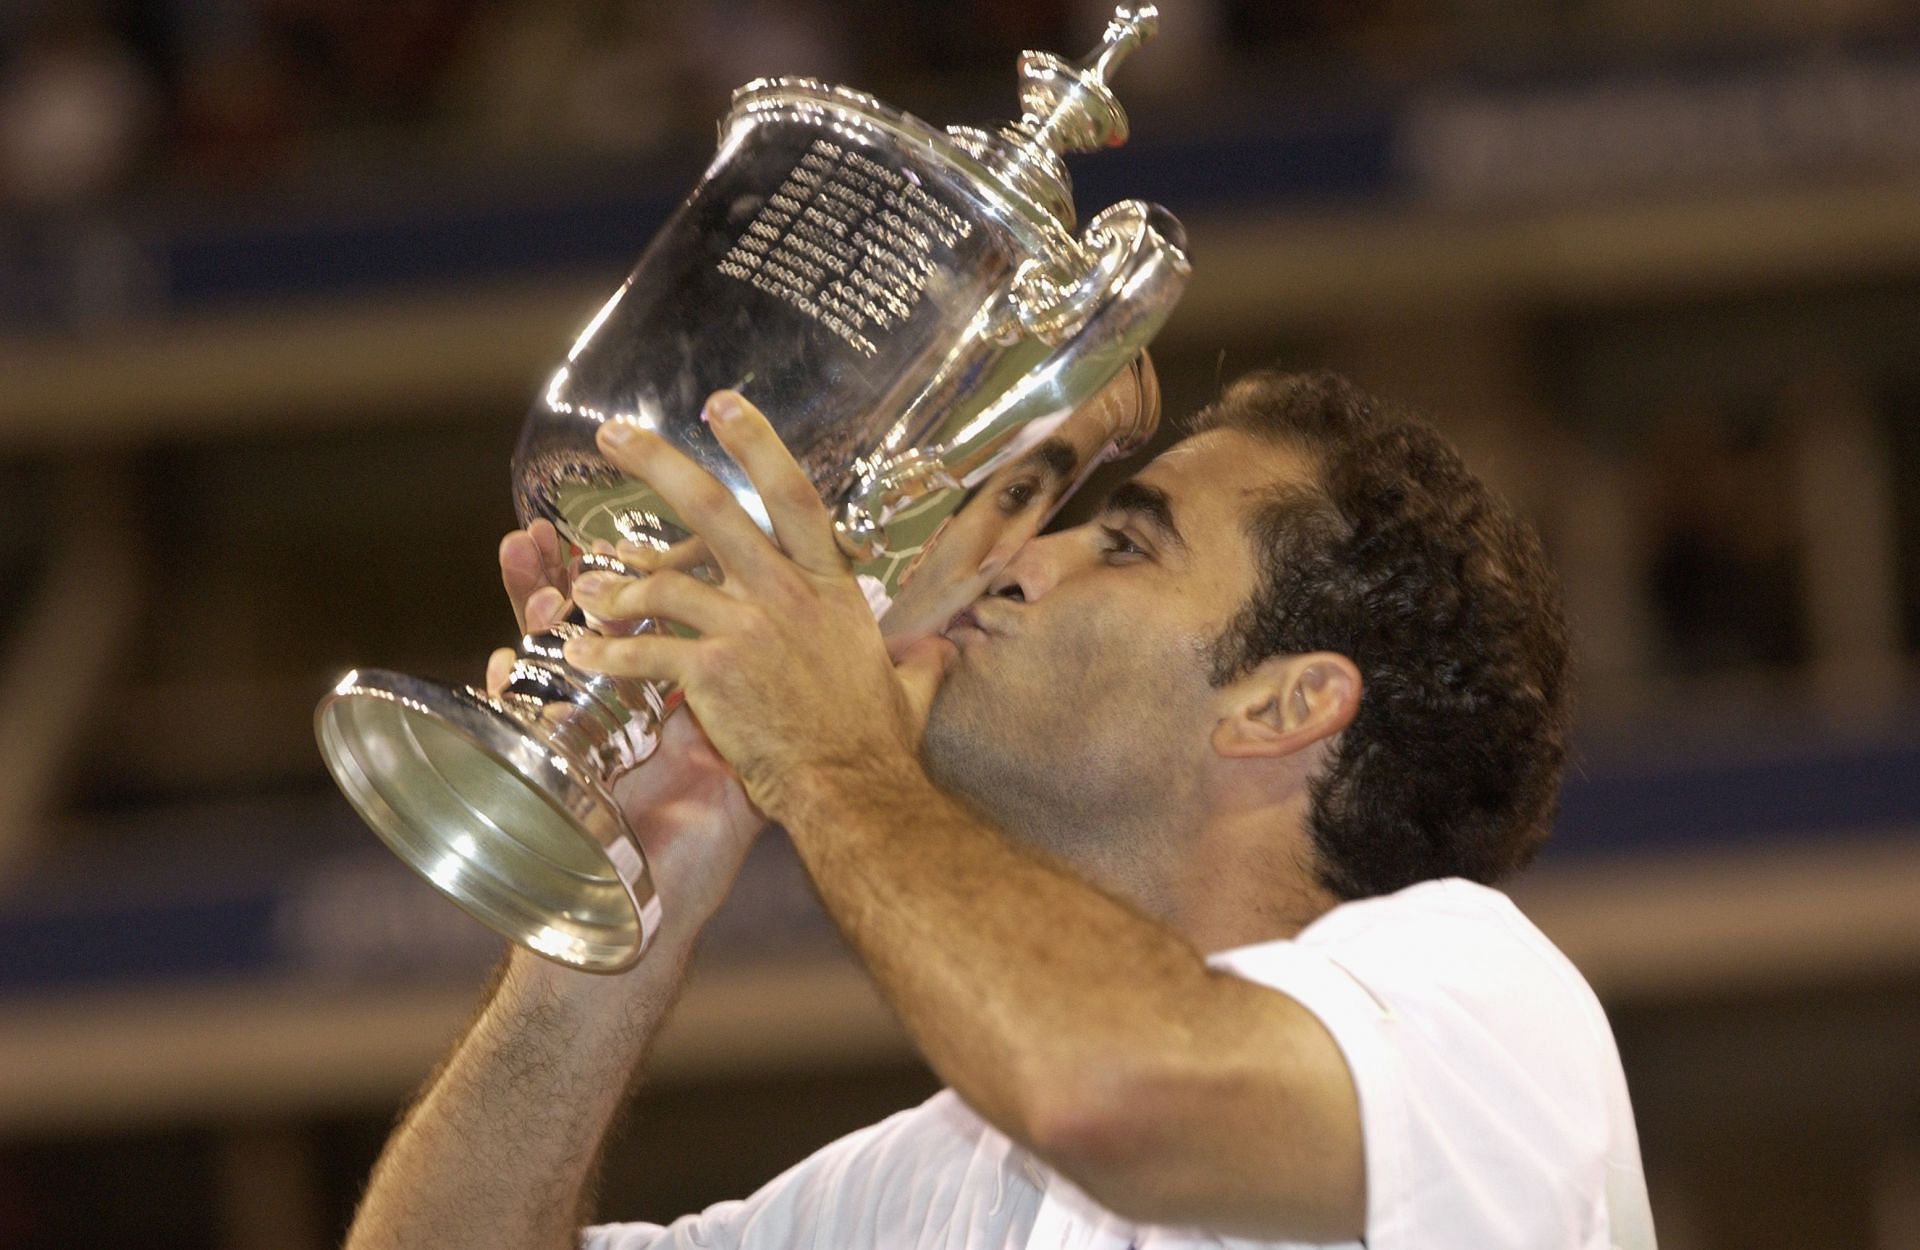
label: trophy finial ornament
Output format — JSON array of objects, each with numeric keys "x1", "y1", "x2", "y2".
[{"x1": 1015, "y1": 3, "x2": 1159, "y2": 156}]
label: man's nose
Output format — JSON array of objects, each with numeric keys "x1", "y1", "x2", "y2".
[
  {"x1": 975, "y1": 519, "x2": 1042, "y2": 585},
  {"x1": 986, "y1": 528, "x2": 1079, "y2": 602}
]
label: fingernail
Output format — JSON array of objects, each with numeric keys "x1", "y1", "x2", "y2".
[
  {"x1": 706, "y1": 392, "x2": 742, "y2": 425},
  {"x1": 575, "y1": 571, "x2": 611, "y2": 595},
  {"x1": 602, "y1": 422, "x2": 636, "y2": 445}
]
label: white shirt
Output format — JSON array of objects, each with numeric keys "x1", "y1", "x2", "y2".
[{"x1": 584, "y1": 879, "x2": 1656, "y2": 1250}]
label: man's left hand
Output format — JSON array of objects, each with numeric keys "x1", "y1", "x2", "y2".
[{"x1": 562, "y1": 390, "x2": 954, "y2": 822}]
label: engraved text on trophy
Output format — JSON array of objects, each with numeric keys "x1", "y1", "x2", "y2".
[{"x1": 717, "y1": 138, "x2": 973, "y2": 358}]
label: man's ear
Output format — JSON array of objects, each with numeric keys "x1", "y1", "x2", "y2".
[{"x1": 1210, "y1": 652, "x2": 1361, "y2": 760}]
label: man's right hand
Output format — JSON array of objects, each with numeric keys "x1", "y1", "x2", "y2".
[{"x1": 489, "y1": 519, "x2": 767, "y2": 942}]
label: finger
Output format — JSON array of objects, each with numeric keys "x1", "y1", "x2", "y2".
[
  {"x1": 1131, "y1": 350, "x2": 1161, "y2": 446},
  {"x1": 525, "y1": 586, "x2": 568, "y2": 632},
  {"x1": 601, "y1": 538, "x2": 696, "y2": 578},
  {"x1": 563, "y1": 631, "x2": 696, "y2": 684},
  {"x1": 894, "y1": 635, "x2": 957, "y2": 736},
  {"x1": 596, "y1": 419, "x2": 783, "y2": 585},
  {"x1": 529, "y1": 518, "x2": 568, "y2": 589},
  {"x1": 619, "y1": 536, "x2": 715, "y2": 580},
  {"x1": 703, "y1": 391, "x2": 845, "y2": 576},
  {"x1": 485, "y1": 647, "x2": 515, "y2": 696},
  {"x1": 500, "y1": 530, "x2": 549, "y2": 632},
  {"x1": 576, "y1": 567, "x2": 739, "y2": 637}
]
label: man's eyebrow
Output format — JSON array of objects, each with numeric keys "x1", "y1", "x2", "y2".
[
  {"x1": 1104, "y1": 480, "x2": 1187, "y2": 552},
  {"x1": 1015, "y1": 437, "x2": 1078, "y2": 484},
  {"x1": 956, "y1": 438, "x2": 1079, "y2": 512}
]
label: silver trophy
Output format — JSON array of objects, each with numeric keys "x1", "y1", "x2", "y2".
[{"x1": 315, "y1": 5, "x2": 1189, "y2": 973}]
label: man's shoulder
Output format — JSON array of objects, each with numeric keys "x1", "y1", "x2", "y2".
[
  {"x1": 1211, "y1": 877, "x2": 1613, "y2": 1057},
  {"x1": 1303, "y1": 878, "x2": 1576, "y2": 982},
  {"x1": 1217, "y1": 877, "x2": 1545, "y2": 962},
  {"x1": 1209, "y1": 879, "x2": 1649, "y2": 1249},
  {"x1": 1305, "y1": 875, "x2": 1529, "y2": 936}
]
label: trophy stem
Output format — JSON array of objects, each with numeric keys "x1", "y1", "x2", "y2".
[
  {"x1": 315, "y1": 626, "x2": 667, "y2": 972},
  {"x1": 500, "y1": 617, "x2": 674, "y2": 785}
]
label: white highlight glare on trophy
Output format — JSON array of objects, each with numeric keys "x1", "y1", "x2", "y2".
[{"x1": 315, "y1": 6, "x2": 1190, "y2": 972}]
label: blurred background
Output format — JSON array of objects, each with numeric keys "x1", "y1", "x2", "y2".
[{"x1": 2, "y1": 0, "x2": 1919, "y2": 1245}]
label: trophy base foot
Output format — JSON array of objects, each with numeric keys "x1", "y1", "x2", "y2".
[{"x1": 316, "y1": 669, "x2": 659, "y2": 973}]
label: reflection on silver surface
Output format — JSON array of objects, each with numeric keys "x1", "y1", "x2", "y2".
[{"x1": 316, "y1": 4, "x2": 1187, "y2": 973}]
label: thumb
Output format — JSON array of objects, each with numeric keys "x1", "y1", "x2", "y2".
[{"x1": 893, "y1": 635, "x2": 957, "y2": 738}]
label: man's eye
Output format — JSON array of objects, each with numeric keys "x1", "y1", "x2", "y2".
[
  {"x1": 1099, "y1": 525, "x2": 1146, "y2": 560},
  {"x1": 996, "y1": 479, "x2": 1040, "y2": 514}
]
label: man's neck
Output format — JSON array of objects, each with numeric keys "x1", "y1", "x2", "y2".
[
  {"x1": 1008, "y1": 803, "x2": 1336, "y2": 957},
  {"x1": 1161, "y1": 807, "x2": 1340, "y2": 955}
]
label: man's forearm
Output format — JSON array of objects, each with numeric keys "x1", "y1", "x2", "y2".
[
  {"x1": 777, "y1": 754, "x2": 1213, "y2": 1153},
  {"x1": 346, "y1": 937, "x2": 696, "y2": 1250}
]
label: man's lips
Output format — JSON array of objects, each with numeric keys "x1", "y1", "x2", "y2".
[
  {"x1": 942, "y1": 601, "x2": 1016, "y2": 642},
  {"x1": 943, "y1": 606, "x2": 985, "y2": 638}
]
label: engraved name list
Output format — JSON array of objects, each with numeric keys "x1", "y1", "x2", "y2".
[{"x1": 718, "y1": 138, "x2": 972, "y2": 359}]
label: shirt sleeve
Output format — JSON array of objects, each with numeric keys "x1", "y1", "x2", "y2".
[{"x1": 1207, "y1": 884, "x2": 1613, "y2": 1250}]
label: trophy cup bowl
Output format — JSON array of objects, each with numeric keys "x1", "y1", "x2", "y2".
[{"x1": 316, "y1": 5, "x2": 1189, "y2": 973}]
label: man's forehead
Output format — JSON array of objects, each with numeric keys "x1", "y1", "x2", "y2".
[{"x1": 1127, "y1": 427, "x2": 1306, "y2": 503}]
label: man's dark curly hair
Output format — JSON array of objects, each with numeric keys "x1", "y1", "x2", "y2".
[{"x1": 1197, "y1": 369, "x2": 1573, "y2": 899}]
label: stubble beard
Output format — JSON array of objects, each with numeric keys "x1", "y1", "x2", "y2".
[
  {"x1": 916, "y1": 654, "x2": 1183, "y2": 909},
  {"x1": 918, "y1": 663, "x2": 1055, "y2": 839}
]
